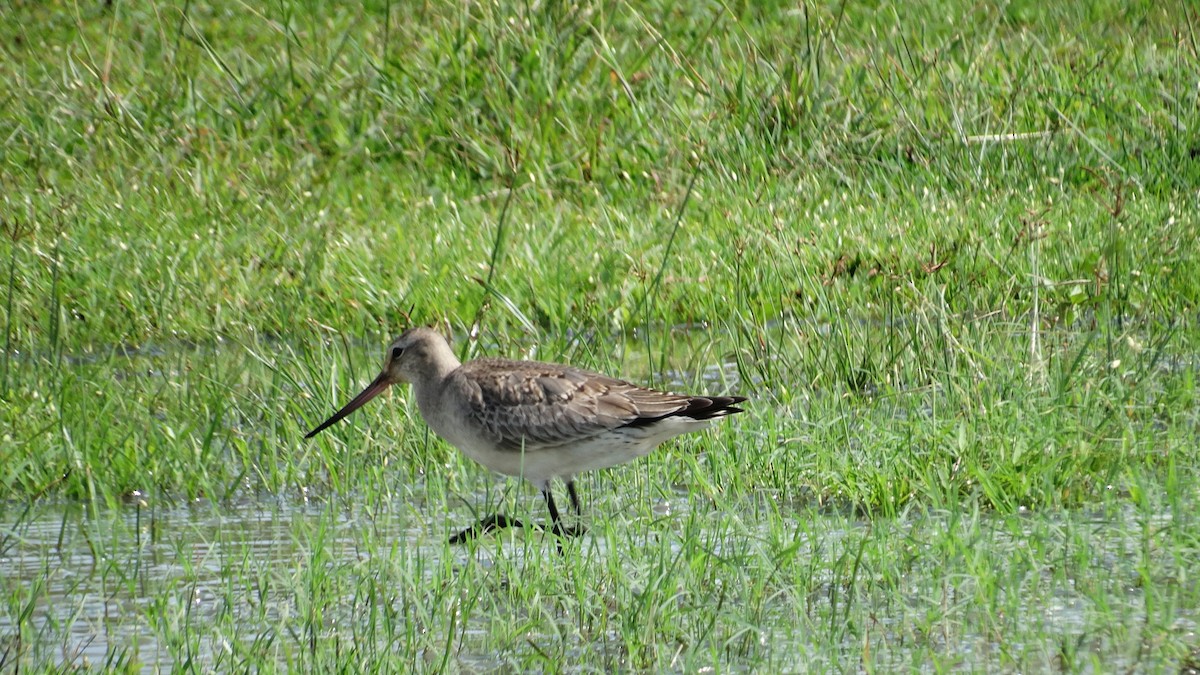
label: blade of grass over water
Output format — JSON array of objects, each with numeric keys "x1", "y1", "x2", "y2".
[{"x1": 2, "y1": 0, "x2": 1199, "y2": 671}]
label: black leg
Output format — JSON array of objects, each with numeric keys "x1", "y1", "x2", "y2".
[
  {"x1": 566, "y1": 479, "x2": 583, "y2": 516},
  {"x1": 543, "y1": 487, "x2": 586, "y2": 538},
  {"x1": 449, "y1": 483, "x2": 587, "y2": 547},
  {"x1": 448, "y1": 513, "x2": 528, "y2": 544}
]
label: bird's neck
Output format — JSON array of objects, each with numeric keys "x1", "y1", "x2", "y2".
[{"x1": 410, "y1": 344, "x2": 461, "y2": 421}]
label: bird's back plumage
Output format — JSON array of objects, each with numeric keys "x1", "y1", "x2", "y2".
[{"x1": 449, "y1": 358, "x2": 744, "y2": 454}]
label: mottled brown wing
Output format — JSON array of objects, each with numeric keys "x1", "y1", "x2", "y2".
[{"x1": 453, "y1": 358, "x2": 696, "y2": 450}]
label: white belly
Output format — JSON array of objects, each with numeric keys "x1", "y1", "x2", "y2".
[{"x1": 441, "y1": 416, "x2": 713, "y2": 487}]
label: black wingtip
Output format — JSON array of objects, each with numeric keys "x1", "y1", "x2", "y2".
[
  {"x1": 622, "y1": 394, "x2": 748, "y2": 428},
  {"x1": 685, "y1": 395, "x2": 748, "y2": 420}
]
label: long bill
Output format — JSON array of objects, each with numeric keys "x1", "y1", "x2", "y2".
[{"x1": 305, "y1": 371, "x2": 392, "y2": 438}]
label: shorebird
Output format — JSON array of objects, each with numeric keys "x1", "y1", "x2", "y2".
[{"x1": 305, "y1": 327, "x2": 746, "y2": 544}]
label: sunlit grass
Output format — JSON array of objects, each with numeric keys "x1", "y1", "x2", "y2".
[{"x1": 2, "y1": 0, "x2": 1199, "y2": 671}]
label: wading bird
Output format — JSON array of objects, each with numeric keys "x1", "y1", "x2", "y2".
[{"x1": 306, "y1": 327, "x2": 746, "y2": 544}]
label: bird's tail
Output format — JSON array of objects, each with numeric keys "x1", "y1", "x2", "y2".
[{"x1": 678, "y1": 395, "x2": 747, "y2": 420}]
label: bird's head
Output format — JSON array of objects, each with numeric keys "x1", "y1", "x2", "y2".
[{"x1": 304, "y1": 327, "x2": 456, "y2": 439}]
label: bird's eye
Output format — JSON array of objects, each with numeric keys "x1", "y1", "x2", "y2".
[{"x1": 391, "y1": 346, "x2": 404, "y2": 361}]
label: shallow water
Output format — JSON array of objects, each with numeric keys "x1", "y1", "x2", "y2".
[
  {"x1": 2, "y1": 494, "x2": 1195, "y2": 672},
  {"x1": 0, "y1": 499, "x2": 385, "y2": 669},
  {"x1": 4, "y1": 318, "x2": 1197, "y2": 670},
  {"x1": 0, "y1": 491, "x2": 682, "y2": 671}
]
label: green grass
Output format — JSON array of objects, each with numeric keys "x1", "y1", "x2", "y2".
[{"x1": 2, "y1": 0, "x2": 1199, "y2": 670}]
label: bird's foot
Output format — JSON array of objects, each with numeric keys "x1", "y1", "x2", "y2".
[
  {"x1": 448, "y1": 513, "x2": 526, "y2": 544},
  {"x1": 547, "y1": 523, "x2": 587, "y2": 555},
  {"x1": 447, "y1": 514, "x2": 587, "y2": 548},
  {"x1": 550, "y1": 522, "x2": 588, "y2": 538}
]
